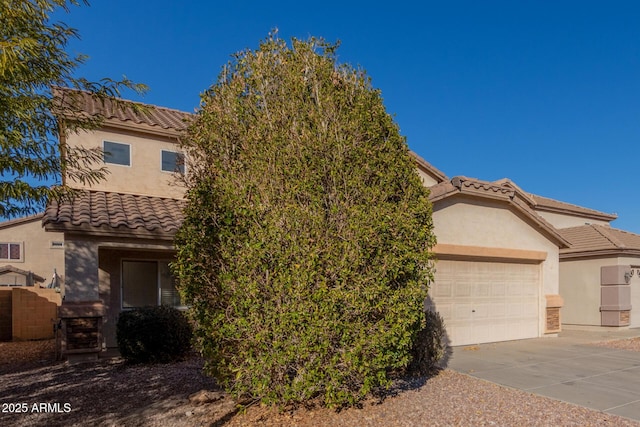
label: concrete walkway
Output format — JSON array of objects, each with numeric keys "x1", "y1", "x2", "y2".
[{"x1": 446, "y1": 326, "x2": 640, "y2": 422}]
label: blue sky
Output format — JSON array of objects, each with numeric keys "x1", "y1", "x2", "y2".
[{"x1": 55, "y1": 1, "x2": 640, "y2": 233}]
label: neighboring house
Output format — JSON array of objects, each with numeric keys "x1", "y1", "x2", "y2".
[
  {"x1": 0, "y1": 214, "x2": 64, "y2": 288},
  {"x1": 424, "y1": 176, "x2": 570, "y2": 346},
  {"x1": 0, "y1": 214, "x2": 64, "y2": 341},
  {"x1": 526, "y1": 195, "x2": 640, "y2": 328}
]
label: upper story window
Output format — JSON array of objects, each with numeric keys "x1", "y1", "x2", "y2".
[
  {"x1": 103, "y1": 141, "x2": 131, "y2": 166},
  {"x1": 0, "y1": 243, "x2": 22, "y2": 261},
  {"x1": 161, "y1": 150, "x2": 185, "y2": 174}
]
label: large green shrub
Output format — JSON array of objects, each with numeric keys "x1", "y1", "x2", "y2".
[
  {"x1": 174, "y1": 34, "x2": 436, "y2": 407},
  {"x1": 116, "y1": 305, "x2": 192, "y2": 363}
]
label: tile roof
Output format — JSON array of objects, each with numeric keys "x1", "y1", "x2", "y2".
[
  {"x1": 43, "y1": 190, "x2": 185, "y2": 238},
  {"x1": 559, "y1": 224, "x2": 640, "y2": 257},
  {"x1": 409, "y1": 152, "x2": 448, "y2": 183},
  {"x1": 529, "y1": 194, "x2": 617, "y2": 222},
  {"x1": 0, "y1": 213, "x2": 44, "y2": 230},
  {"x1": 429, "y1": 176, "x2": 515, "y2": 203},
  {"x1": 428, "y1": 176, "x2": 571, "y2": 248},
  {"x1": 0, "y1": 266, "x2": 45, "y2": 283},
  {"x1": 53, "y1": 87, "x2": 191, "y2": 134}
]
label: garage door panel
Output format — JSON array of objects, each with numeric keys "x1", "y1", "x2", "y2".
[
  {"x1": 476, "y1": 280, "x2": 492, "y2": 295},
  {"x1": 453, "y1": 303, "x2": 473, "y2": 320},
  {"x1": 430, "y1": 260, "x2": 540, "y2": 346},
  {"x1": 454, "y1": 282, "x2": 472, "y2": 297},
  {"x1": 491, "y1": 283, "x2": 506, "y2": 297},
  {"x1": 434, "y1": 280, "x2": 453, "y2": 298}
]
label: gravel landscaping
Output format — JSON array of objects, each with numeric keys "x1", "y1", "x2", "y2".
[{"x1": 0, "y1": 338, "x2": 638, "y2": 426}]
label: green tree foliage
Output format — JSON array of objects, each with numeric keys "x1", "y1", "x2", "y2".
[
  {"x1": 0, "y1": 0, "x2": 145, "y2": 217},
  {"x1": 174, "y1": 34, "x2": 437, "y2": 407}
]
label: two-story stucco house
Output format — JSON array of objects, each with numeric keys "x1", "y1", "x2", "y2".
[
  {"x1": 40, "y1": 88, "x2": 190, "y2": 356},
  {"x1": 4, "y1": 88, "x2": 636, "y2": 357}
]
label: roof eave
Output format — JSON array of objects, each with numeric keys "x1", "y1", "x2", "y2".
[
  {"x1": 431, "y1": 180, "x2": 571, "y2": 249},
  {"x1": 560, "y1": 248, "x2": 640, "y2": 260},
  {"x1": 534, "y1": 205, "x2": 618, "y2": 222},
  {"x1": 409, "y1": 151, "x2": 448, "y2": 183},
  {"x1": 0, "y1": 213, "x2": 45, "y2": 230},
  {"x1": 44, "y1": 222, "x2": 177, "y2": 241}
]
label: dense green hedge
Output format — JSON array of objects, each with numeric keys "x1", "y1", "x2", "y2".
[
  {"x1": 116, "y1": 305, "x2": 192, "y2": 364},
  {"x1": 174, "y1": 34, "x2": 438, "y2": 407}
]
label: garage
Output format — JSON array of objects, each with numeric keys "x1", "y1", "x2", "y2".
[{"x1": 430, "y1": 259, "x2": 540, "y2": 346}]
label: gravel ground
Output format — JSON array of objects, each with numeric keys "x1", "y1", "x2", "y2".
[{"x1": 0, "y1": 338, "x2": 639, "y2": 426}]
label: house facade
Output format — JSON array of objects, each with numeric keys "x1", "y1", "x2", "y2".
[
  {"x1": 523, "y1": 194, "x2": 640, "y2": 328},
  {"x1": 42, "y1": 89, "x2": 189, "y2": 355},
  {"x1": 423, "y1": 176, "x2": 569, "y2": 345},
  {"x1": 5, "y1": 88, "x2": 637, "y2": 356}
]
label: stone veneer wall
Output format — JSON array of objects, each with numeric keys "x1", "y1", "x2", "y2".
[{"x1": 11, "y1": 288, "x2": 61, "y2": 341}]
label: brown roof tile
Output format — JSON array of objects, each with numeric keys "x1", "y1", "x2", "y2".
[
  {"x1": 530, "y1": 194, "x2": 617, "y2": 222},
  {"x1": 53, "y1": 87, "x2": 191, "y2": 134},
  {"x1": 560, "y1": 224, "x2": 640, "y2": 256},
  {"x1": 409, "y1": 152, "x2": 448, "y2": 183},
  {"x1": 43, "y1": 190, "x2": 185, "y2": 238},
  {"x1": 427, "y1": 181, "x2": 457, "y2": 201},
  {"x1": 428, "y1": 176, "x2": 570, "y2": 248}
]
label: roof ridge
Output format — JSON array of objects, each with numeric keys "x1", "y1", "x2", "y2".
[
  {"x1": 530, "y1": 193, "x2": 617, "y2": 220},
  {"x1": 590, "y1": 224, "x2": 626, "y2": 249},
  {"x1": 53, "y1": 86, "x2": 192, "y2": 115},
  {"x1": 409, "y1": 151, "x2": 448, "y2": 182}
]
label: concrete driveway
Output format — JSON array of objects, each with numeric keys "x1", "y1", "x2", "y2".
[{"x1": 446, "y1": 327, "x2": 640, "y2": 422}]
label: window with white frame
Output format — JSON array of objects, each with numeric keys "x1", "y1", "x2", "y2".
[
  {"x1": 0, "y1": 243, "x2": 22, "y2": 261},
  {"x1": 103, "y1": 141, "x2": 131, "y2": 166},
  {"x1": 121, "y1": 260, "x2": 183, "y2": 308},
  {"x1": 161, "y1": 150, "x2": 185, "y2": 174}
]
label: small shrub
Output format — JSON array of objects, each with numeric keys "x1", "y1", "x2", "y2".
[
  {"x1": 408, "y1": 310, "x2": 446, "y2": 375},
  {"x1": 116, "y1": 305, "x2": 192, "y2": 363}
]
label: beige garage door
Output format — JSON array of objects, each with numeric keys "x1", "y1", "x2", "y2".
[{"x1": 430, "y1": 260, "x2": 540, "y2": 346}]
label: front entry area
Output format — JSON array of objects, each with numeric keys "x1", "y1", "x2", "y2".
[
  {"x1": 430, "y1": 259, "x2": 540, "y2": 346},
  {"x1": 122, "y1": 260, "x2": 182, "y2": 308},
  {"x1": 99, "y1": 248, "x2": 180, "y2": 347}
]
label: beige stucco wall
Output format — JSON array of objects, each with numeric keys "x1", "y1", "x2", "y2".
[
  {"x1": 536, "y1": 211, "x2": 611, "y2": 229},
  {"x1": 559, "y1": 255, "x2": 640, "y2": 326},
  {"x1": 431, "y1": 195, "x2": 561, "y2": 337},
  {"x1": 65, "y1": 126, "x2": 185, "y2": 199},
  {"x1": 559, "y1": 257, "x2": 611, "y2": 325},
  {"x1": 63, "y1": 236, "x2": 99, "y2": 302},
  {"x1": 0, "y1": 217, "x2": 65, "y2": 286},
  {"x1": 416, "y1": 167, "x2": 440, "y2": 187}
]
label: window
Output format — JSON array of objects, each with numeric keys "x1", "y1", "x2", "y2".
[
  {"x1": 103, "y1": 141, "x2": 131, "y2": 166},
  {"x1": 161, "y1": 150, "x2": 185, "y2": 174},
  {"x1": 122, "y1": 260, "x2": 183, "y2": 308},
  {"x1": 0, "y1": 243, "x2": 22, "y2": 261}
]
